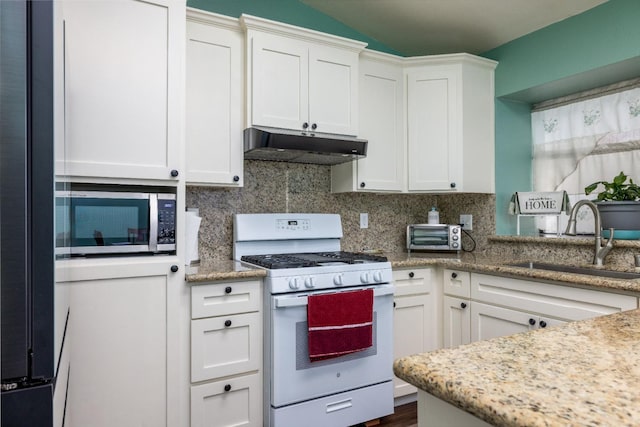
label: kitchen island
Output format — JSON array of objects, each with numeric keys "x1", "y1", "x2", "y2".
[{"x1": 394, "y1": 308, "x2": 640, "y2": 426}]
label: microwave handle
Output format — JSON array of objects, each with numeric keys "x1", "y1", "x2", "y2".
[
  {"x1": 274, "y1": 285, "x2": 394, "y2": 308},
  {"x1": 149, "y1": 193, "x2": 158, "y2": 252}
]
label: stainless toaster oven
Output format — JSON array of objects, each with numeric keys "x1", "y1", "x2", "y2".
[{"x1": 407, "y1": 224, "x2": 462, "y2": 252}]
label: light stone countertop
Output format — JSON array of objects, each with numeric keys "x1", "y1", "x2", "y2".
[{"x1": 393, "y1": 308, "x2": 640, "y2": 427}]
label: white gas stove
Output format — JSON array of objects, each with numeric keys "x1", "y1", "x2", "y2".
[{"x1": 233, "y1": 213, "x2": 392, "y2": 294}]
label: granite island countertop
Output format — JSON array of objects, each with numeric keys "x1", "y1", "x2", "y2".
[{"x1": 393, "y1": 308, "x2": 640, "y2": 426}]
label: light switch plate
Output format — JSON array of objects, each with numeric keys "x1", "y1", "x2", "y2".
[{"x1": 360, "y1": 213, "x2": 369, "y2": 229}]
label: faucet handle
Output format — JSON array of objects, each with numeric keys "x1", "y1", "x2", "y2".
[{"x1": 605, "y1": 228, "x2": 615, "y2": 245}]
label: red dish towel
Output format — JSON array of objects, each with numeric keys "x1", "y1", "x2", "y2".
[{"x1": 307, "y1": 288, "x2": 374, "y2": 362}]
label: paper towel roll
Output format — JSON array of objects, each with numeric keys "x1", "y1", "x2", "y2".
[{"x1": 185, "y1": 210, "x2": 201, "y2": 265}]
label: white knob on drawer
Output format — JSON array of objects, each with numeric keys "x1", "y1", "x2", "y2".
[
  {"x1": 373, "y1": 271, "x2": 383, "y2": 282},
  {"x1": 360, "y1": 272, "x2": 370, "y2": 283}
]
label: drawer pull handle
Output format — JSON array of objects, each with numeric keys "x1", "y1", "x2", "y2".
[
  {"x1": 539, "y1": 320, "x2": 547, "y2": 328},
  {"x1": 225, "y1": 286, "x2": 232, "y2": 294},
  {"x1": 170, "y1": 265, "x2": 179, "y2": 273},
  {"x1": 529, "y1": 318, "x2": 536, "y2": 326},
  {"x1": 224, "y1": 384, "x2": 231, "y2": 392},
  {"x1": 170, "y1": 169, "x2": 179, "y2": 177},
  {"x1": 460, "y1": 302, "x2": 467, "y2": 309},
  {"x1": 408, "y1": 272, "x2": 414, "y2": 278},
  {"x1": 224, "y1": 320, "x2": 232, "y2": 327},
  {"x1": 451, "y1": 272, "x2": 458, "y2": 279},
  {"x1": 233, "y1": 175, "x2": 240, "y2": 182}
]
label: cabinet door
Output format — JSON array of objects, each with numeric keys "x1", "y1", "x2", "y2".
[
  {"x1": 191, "y1": 312, "x2": 262, "y2": 382},
  {"x1": 56, "y1": 259, "x2": 184, "y2": 427},
  {"x1": 191, "y1": 372, "x2": 261, "y2": 427},
  {"x1": 332, "y1": 56, "x2": 404, "y2": 192},
  {"x1": 443, "y1": 296, "x2": 471, "y2": 348},
  {"x1": 57, "y1": 0, "x2": 182, "y2": 181},
  {"x1": 471, "y1": 302, "x2": 535, "y2": 342},
  {"x1": 308, "y1": 45, "x2": 359, "y2": 136},
  {"x1": 250, "y1": 32, "x2": 309, "y2": 131},
  {"x1": 186, "y1": 19, "x2": 243, "y2": 186},
  {"x1": 393, "y1": 294, "x2": 434, "y2": 397},
  {"x1": 407, "y1": 65, "x2": 461, "y2": 191}
]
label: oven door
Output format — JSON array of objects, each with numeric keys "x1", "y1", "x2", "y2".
[{"x1": 269, "y1": 283, "x2": 394, "y2": 407}]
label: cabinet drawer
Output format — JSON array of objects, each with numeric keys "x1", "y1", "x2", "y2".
[
  {"x1": 191, "y1": 312, "x2": 262, "y2": 383},
  {"x1": 191, "y1": 280, "x2": 262, "y2": 319},
  {"x1": 471, "y1": 273, "x2": 638, "y2": 321},
  {"x1": 443, "y1": 269, "x2": 470, "y2": 298},
  {"x1": 392, "y1": 268, "x2": 433, "y2": 296},
  {"x1": 191, "y1": 372, "x2": 262, "y2": 427}
]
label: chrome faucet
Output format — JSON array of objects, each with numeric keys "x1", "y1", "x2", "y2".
[{"x1": 564, "y1": 200, "x2": 614, "y2": 267}]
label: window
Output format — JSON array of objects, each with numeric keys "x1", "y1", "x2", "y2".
[{"x1": 530, "y1": 78, "x2": 640, "y2": 234}]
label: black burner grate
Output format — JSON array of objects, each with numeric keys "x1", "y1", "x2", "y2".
[{"x1": 241, "y1": 251, "x2": 387, "y2": 269}]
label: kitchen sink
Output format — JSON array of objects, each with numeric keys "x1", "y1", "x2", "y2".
[{"x1": 507, "y1": 262, "x2": 640, "y2": 280}]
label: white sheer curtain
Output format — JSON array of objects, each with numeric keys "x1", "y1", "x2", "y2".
[{"x1": 531, "y1": 83, "x2": 640, "y2": 234}]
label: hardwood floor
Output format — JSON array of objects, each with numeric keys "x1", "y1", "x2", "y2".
[
  {"x1": 378, "y1": 402, "x2": 418, "y2": 427},
  {"x1": 351, "y1": 402, "x2": 418, "y2": 427}
]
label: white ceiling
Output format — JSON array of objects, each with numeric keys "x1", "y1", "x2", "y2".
[{"x1": 300, "y1": 0, "x2": 608, "y2": 56}]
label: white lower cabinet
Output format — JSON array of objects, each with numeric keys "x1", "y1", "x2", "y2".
[
  {"x1": 470, "y1": 301, "x2": 566, "y2": 342},
  {"x1": 54, "y1": 258, "x2": 185, "y2": 427},
  {"x1": 442, "y1": 270, "x2": 638, "y2": 346},
  {"x1": 190, "y1": 279, "x2": 262, "y2": 427},
  {"x1": 392, "y1": 268, "x2": 440, "y2": 398},
  {"x1": 443, "y1": 295, "x2": 471, "y2": 348}
]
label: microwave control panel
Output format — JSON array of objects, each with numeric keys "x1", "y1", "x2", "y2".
[{"x1": 157, "y1": 199, "x2": 176, "y2": 244}]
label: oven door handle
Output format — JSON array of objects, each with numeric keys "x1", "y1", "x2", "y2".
[{"x1": 274, "y1": 285, "x2": 394, "y2": 308}]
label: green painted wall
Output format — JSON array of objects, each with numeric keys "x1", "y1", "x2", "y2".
[
  {"x1": 187, "y1": 0, "x2": 400, "y2": 55},
  {"x1": 482, "y1": 0, "x2": 640, "y2": 235}
]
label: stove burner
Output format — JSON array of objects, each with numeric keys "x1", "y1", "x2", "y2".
[{"x1": 241, "y1": 251, "x2": 388, "y2": 269}]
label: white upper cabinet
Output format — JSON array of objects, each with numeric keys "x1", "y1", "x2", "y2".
[
  {"x1": 185, "y1": 10, "x2": 244, "y2": 187},
  {"x1": 406, "y1": 55, "x2": 497, "y2": 193},
  {"x1": 332, "y1": 51, "x2": 405, "y2": 193},
  {"x1": 242, "y1": 15, "x2": 365, "y2": 136},
  {"x1": 55, "y1": 0, "x2": 184, "y2": 183}
]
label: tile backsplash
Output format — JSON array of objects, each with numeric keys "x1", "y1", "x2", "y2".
[{"x1": 186, "y1": 160, "x2": 496, "y2": 262}]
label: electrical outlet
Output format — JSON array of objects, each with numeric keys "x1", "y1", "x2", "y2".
[
  {"x1": 460, "y1": 214, "x2": 473, "y2": 231},
  {"x1": 360, "y1": 213, "x2": 369, "y2": 229}
]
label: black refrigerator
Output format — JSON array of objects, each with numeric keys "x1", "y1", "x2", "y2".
[{"x1": 1, "y1": 1, "x2": 55, "y2": 426}]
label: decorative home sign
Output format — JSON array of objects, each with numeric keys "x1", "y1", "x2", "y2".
[
  {"x1": 510, "y1": 191, "x2": 570, "y2": 236},
  {"x1": 515, "y1": 191, "x2": 567, "y2": 214}
]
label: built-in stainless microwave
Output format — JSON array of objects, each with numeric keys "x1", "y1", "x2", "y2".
[
  {"x1": 55, "y1": 190, "x2": 176, "y2": 257},
  {"x1": 407, "y1": 224, "x2": 462, "y2": 252}
]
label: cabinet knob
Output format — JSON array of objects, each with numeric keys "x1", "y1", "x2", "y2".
[
  {"x1": 408, "y1": 272, "x2": 414, "y2": 278},
  {"x1": 170, "y1": 169, "x2": 179, "y2": 177},
  {"x1": 302, "y1": 122, "x2": 309, "y2": 129},
  {"x1": 311, "y1": 123, "x2": 317, "y2": 130},
  {"x1": 233, "y1": 175, "x2": 240, "y2": 182},
  {"x1": 460, "y1": 302, "x2": 467, "y2": 309},
  {"x1": 528, "y1": 318, "x2": 536, "y2": 326},
  {"x1": 539, "y1": 320, "x2": 547, "y2": 328},
  {"x1": 450, "y1": 182, "x2": 456, "y2": 188},
  {"x1": 224, "y1": 384, "x2": 231, "y2": 392},
  {"x1": 451, "y1": 272, "x2": 458, "y2": 279},
  {"x1": 170, "y1": 265, "x2": 179, "y2": 273},
  {"x1": 224, "y1": 320, "x2": 232, "y2": 327},
  {"x1": 393, "y1": 301, "x2": 396, "y2": 308},
  {"x1": 360, "y1": 182, "x2": 366, "y2": 188},
  {"x1": 225, "y1": 286, "x2": 232, "y2": 294}
]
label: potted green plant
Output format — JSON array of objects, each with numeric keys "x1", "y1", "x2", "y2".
[{"x1": 585, "y1": 171, "x2": 640, "y2": 239}]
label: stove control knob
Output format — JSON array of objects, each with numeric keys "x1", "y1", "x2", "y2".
[
  {"x1": 304, "y1": 276, "x2": 316, "y2": 288},
  {"x1": 360, "y1": 272, "x2": 370, "y2": 283},
  {"x1": 333, "y1": 274, "x2": 344, "y2": 286},
  {"x1": 373, "y1": 271, "x2": 383, "y2": 282},
  {"x1": 289, "y1": 277, "x2": 301, "y2": 290}
]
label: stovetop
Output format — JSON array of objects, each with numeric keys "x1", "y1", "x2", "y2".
[{"x1": 240, "y1": 251, "x2": 388, "y2": 269}]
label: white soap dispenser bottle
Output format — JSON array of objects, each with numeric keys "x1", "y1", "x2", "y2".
[{"x1": 428, "y1": 206, "x2": 439, "y2": 224}]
